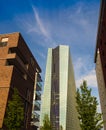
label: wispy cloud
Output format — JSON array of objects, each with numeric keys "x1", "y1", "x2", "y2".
[
  {"x1": 49, "y1": 2, "x2": 99, "y2": 47},
  {"x1": 15, "y1": 1, "x2": 99, "y2": 49},
  {"x1": 14, "y1": 1, "x2": 99, "y2": 89},
  {"x1": 32, "y1": 6, "x2": 50, "y2": 39}
]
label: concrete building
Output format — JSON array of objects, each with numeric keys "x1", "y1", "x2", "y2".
[
  {"x1": 40, "y1": 45, "x2": 80, "y2": 130},
  {"x1": 0, "y1": 32, "x2": 42, "y2": 130},
  {"x1": 94, "y1": 0, "x2": 106, "y2": 129}
]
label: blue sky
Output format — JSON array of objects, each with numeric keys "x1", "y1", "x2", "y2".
[{"x1": 0, "y1": 0, "x2": 101, "y2": 109}]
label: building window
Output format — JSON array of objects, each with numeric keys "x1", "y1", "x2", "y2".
[
  {"x1": 1, "y1": 37, "x2": 8, "y2": 42},
  {"x1": 26, "y1": 88, "x2": 31, "y2": 101},
  {"x1": 0, "y1": 42, "x2": 7, "y2": 47},
  {"x1": 5, "y1": 61, "x2": 12, "y2": 66},
  {"x1": 0, "y1": 37, "x2": 8, "y2": 47},
  {"x1": 104, "y1": 64, "x2": 106, "y2": 68}
]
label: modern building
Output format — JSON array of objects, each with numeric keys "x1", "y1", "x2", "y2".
[
  {"x1": 40, "y1": 45, "x2": 80, "y2": 130},
  {"x1": 0, "y1": 32, "x2": 42, "y2": 130},
  {"x1": 94, "y1": 0, "x2": 106, "y2": 129}
]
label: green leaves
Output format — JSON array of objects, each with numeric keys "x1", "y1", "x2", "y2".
[
  {"x1": 76, "y1": 80, "x2": 103, "y2": 130},
  {"x1": 4, "y1": 88, "x2": 24, "y2": 130},
  {"x1": 41, "y1": 114, "x2": 52, "y2": 130}
]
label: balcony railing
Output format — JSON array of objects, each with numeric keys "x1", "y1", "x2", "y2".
[
  {"x1": 37, "y1": 73, "x2": 42, "y2": 82},
  {"x1": 34, "y1": 101, "x2": 40, "y2": 110},
  {"x1": 36, "y1": 91, "x2": 41, "y2": 100},
  {"x1": 32, "y1": 111, "x2": 40, "y2": 121},
  {"x1": 36, "y1": 82, "x2": 42, "y2": 91}
]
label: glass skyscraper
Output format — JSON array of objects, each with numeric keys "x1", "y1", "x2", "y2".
[{"x1": 40, "y1": 45, "x2": 80, "y2": 130}]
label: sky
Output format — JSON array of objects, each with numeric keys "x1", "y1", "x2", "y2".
[{"x1": 0, "y1": 0, "x2": 101, "y2": 110}]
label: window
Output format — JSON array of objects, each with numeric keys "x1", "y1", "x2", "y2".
[
  {"x1": 0, "y1": 42, "x2": 7, "y2": 47},
  {"x1": 5, "y1": 61, "x2": 12, "y2": 66},
  {"x1": 104, "y1": 64, "x2": 106, "y2": 68},
  {"x1": 1, "y1": 37, "x2": 8, "y2": 42},
  {"x1": 26, "y1": 88, "x2": 31, "y2": 101},
  {"x1": 104, "y1": 42, "x2": 106, "y2": 45},
  {"x1": 0, "y1": 37, "x2": 8, "y2": 47},
  {"x1": 102, "y1": 50, "x2": 104, "y2": 56}
]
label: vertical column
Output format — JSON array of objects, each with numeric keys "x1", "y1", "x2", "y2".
[{"x1": 51, "y1": 47, "x2": 59, "y2": 130}]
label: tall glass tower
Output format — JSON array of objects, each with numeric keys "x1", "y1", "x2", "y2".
[{"x1": 40, "y1": 45, "x2": 80, "y2": 130}]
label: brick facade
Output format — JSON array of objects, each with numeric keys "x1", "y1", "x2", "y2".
[
  {"x1": 95, "y1": 0, "x2": 106, "y2": 129},
  {"x1": 0, "y1": 32, "x2": 41, "y2": 130}
]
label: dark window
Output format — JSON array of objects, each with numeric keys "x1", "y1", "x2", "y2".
[
  {"x1": 5, "y1": 61, "x2": 12, "y2": 66},
  {"x1": 104, "y1": 42, "x2": 106, "y2": 45},
  {"x1": 0, "y1": 42, "x2": 7, "y2": 47},
  {"x1": 102, "y1": 50, "x2": 105, "y2": 56},
  {"x1": 26, "y1": 88, "x2": 31, "y2": 101},
  {"x1": 100, "y1": 39, "x2": 102, "y2": 46},
  {"x1": 104, "y1": 64, "x2": 106, "y2": 68},
  {"x1": 8, "y1": 48, "x2": 14, "y2": 54}
]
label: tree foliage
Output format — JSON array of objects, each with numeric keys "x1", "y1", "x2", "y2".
[
  {"x1": 41, "y1": 114, "x2": 52, "y2": 130},
  {"x1": 4, "y1": 88, "x2": 24, "y2": 130},
  {"x1": 76, "y1": 80, "x2": 103, "y2": 130}
]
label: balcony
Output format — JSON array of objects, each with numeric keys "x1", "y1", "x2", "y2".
[
  {"x1": 36, "y1": 91, "x2": 41, "y2": 100},
  {"x1": 7, "y1": 53, "x2": 16, "y2": 59},
  {"x1": 6, "y1": 53, "x2": 28, "y2": 74},
  {"x1": 32, "y1": 111, "x2": 40, "y2": 122},
  {"x1": 36, "y1": 82, "x2": 42, "y2": 91},
  {"x1": 34, "y1": 101, "x2": 40, "y2": 111},
  {"x1": 37, "y1": 73, "x2": 42, "y2": 82}
]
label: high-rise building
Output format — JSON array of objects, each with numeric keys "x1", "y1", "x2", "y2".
[
  {"x1": 94, "y1": 0, "x2": 106, "y2": 129},
  {"x1": 40, "y1": 45, "x2": 80, "y2": 130},
  {"x1": 0, "y1": 32, "x2": 42, "y2": 130}
]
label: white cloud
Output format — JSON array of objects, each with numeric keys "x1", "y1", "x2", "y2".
[
  {"x1": 32, "y1": 7, "x2": 50, "y2": 39},
  {"x1": 73, "y1": 56, "x2": 97, "y2": 88},
  {"x1": 76, "y1": 69, "x2": 97, "y2": 88}
]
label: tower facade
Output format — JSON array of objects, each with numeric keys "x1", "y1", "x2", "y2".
[
  {"x1": 40, "y1": 45, "x2": 80, "y2": 130},
  {"x1": 94, "y1": 0, "x2": 106, "y2": 129},
  {"x1": 0, "y1": 32, "x2": 42, "y2": 130}
]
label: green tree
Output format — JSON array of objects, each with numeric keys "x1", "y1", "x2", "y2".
[
  {"x1": 4, "y1": 88, "x2": 24, "y2": 130},
  {"x1": 41, "y1": 114, "x2": 52, "y2": 130},
  {"x1": 76, "y1": 80, "x2": 103, "y2": 130}
]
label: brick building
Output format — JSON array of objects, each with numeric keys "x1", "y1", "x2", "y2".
[
  {"x1": 94, "y1": 0, "x2": 106, "y2": 129},
  {"x1": 0, "y1": 32, "x2": 42, "y2": 130}
]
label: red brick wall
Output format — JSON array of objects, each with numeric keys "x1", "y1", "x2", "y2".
[{"x1": 0, "y1": 32, "x2": 41, "y2": 130}]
